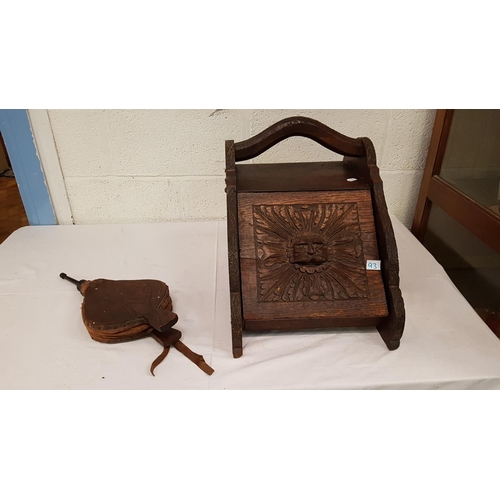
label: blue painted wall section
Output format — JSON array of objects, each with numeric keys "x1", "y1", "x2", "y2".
[{"x1": 0, "y1": 109, "x2": 56, "y2": 225}]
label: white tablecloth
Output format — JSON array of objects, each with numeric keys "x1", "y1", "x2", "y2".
[{"x1": 1, "y1": 217, "x2": 500, "y2": 389}]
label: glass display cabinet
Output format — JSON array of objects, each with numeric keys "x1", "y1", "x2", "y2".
[{"x1": 412, "y1": 110, "x2": 500, "y2": 337}]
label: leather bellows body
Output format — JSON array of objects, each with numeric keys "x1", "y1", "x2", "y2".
[{"x1": 60, "y1": 273, "x2": 214, "y2": 376}]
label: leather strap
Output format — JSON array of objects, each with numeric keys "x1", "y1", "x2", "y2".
[
  {"x1": 150, "y1": 346, "x2": 170, "y2": 376},
  {"x1": 174, "y1": 340, "x2": 215, "y2": 375},
  {"x1": 150, "y1": 328, "x2": 214, "y2": 376}
]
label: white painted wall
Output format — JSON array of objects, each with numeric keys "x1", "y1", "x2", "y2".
[{"x1": 36, "y1": 109, "x2": 436, "y2": 228}]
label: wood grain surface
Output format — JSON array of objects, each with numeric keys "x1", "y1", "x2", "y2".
[
  {"x1": 236, "y1": 161, "x2": 370, "y2": 193},
  {"x1": 238, "y1": 190, "x2": 388, "y2": 326}
]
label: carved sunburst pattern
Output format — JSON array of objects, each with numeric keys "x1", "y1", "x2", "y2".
[{"x1": 253, "y1": 203, "x2": 369, "y2": 302}]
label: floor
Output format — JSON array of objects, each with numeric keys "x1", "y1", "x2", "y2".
[
  {"x1": 0, "y1": 132, "x2": 29, "y2": 244},
  {"x1": 0, "y1": 177, "x2": 29, "y2": 244}
]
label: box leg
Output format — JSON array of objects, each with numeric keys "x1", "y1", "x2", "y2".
[
  {"x1": 230, "y1": 292, "x2": 243, "y2": 358},
  {"x1": 377, "y1": 284, "x2": 405, "y2": 350}
]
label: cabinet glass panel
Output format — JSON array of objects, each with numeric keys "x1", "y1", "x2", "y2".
[
  {"x1": 440, "y1": 109, "x2": 500, "y2": 218},
  {"x1": 423, "y1": 205, "x2": 500, "y2": 336}
]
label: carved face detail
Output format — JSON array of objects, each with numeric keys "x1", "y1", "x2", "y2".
[{"x1": 289, "y1": 232, "x2": 329, "y2": 270}]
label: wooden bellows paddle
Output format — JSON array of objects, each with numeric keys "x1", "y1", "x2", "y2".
[{"x1": 60, "y1": 273, "x2": 214, "y2": 376}]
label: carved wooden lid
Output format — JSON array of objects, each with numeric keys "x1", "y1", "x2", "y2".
[{"x1": 238, "y1": 190, "x2": 388, "y2": 328}]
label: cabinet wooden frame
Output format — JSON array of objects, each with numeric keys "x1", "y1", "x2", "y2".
[
  {"x1": 411, "y1": 110, "x2": 500, "y2": 254},
  {"x1": 225, "y1": 117, "x2": 405, "y2": 358}
]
